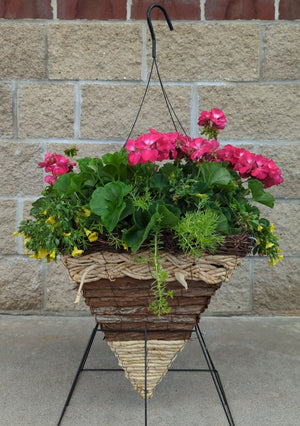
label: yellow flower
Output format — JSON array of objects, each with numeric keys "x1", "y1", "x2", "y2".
[
  {"x1": 266, "y1": 241, "x2": 274, "y2": 249},
  {"x1": 49, "y1": 250, "x2": 56, "y2": 259},
  {"x1": 269, "y1": 258, "x2": 278, "y2": 266},
  {"x1": 71, "y1": 246, "x2": 84, "y2": 257},
  {"x1": 269, "y1": 255, "x2": 283, "y2": 267},
  {"x1": 77, "y1": 207, "x2": 91, "y2": 217},
  {"x1": 30, "y1": 247, "x2": 48, "y2": 259},
  {"x1": 43, "y1": 210, "x2": 47, "y2": 215},
  {"x1": 88, "y1": 232, "x2": 98, "y2": 242},
  {"x1": 196, "y1": 193, "x2": 206, "y2": 199},
  {"x1": 270, "y1": 223, "x2": 275, "y2": 233},
  {"x1": 84, "y1": 228, "x2": 91, "y2": 236},
  {"x1": 122, "y1": 242, "x2": 129, "y2": 251},
  {"x1": 256, "y1": 237, "x2": 261, "y2": 245},
  {"x1": 38, "y1": 247, "x2": 48, "y2": 258},
  {"x1": 185, "y1": 184, "x2": 190, "y2": 189},
  {"x1": 29, "y1": 252, "x2": 39, "y2": 259},
  {"x1": 46, "y1": 216, "x2": 56, "y2": 225},
  {"x1": 257, "y1": 225, "x2": 263, "y2": 231},
  {"x1": 62, "y1": 232, "x2": 71, "y2": 237},
  {"x1": 13, "y1": 231, "x2": 19, "y2": 237},
  {"x1": 24, "y1": 237, "x2": 32, "y2": 246}
]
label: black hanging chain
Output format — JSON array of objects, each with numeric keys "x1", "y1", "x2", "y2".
[{"x1": 124, "y1": 4, "x2": 187, "y2": 146}]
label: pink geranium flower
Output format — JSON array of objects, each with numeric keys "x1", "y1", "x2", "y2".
[
  {"x1": 198, "y1": 108, "x2": 227, "y2": 130},
  {"x1": 216, "y1": 145, "x2": 283, "y2": 187},
  {"x1": 39, "y1": 152, "x2": 76, "y2": 185}
]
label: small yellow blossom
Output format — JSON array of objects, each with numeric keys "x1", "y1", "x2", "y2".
[
  {"x1": 269, "y1": 258, "x2": 278, "y2": 267},
  {"x1": 24, "y1": 237, "x2": 32, "y2": 246},
  {"x1": 266, "y1": 241, "x2": 274, "y2": 249},
  {"x1": 122, "y1": 242, "x2": 129, "y2": 250},
  {"x1": 43, "y1": 210, "x2": 47, "y2": 215},
  {"x1": 77, "y1": 207, "x2": 91, "y2": 217},
  {"x1": 62, "y1": 232, "x2": 71, "y2": 237},
  {"x1": 185, "y1": 184, "x2": 190, "y2": 189},
  {"x1": 71, "y1": 246, "x2": 84, "y2": 257},
  {"x1": 46, "y1": 216, "x2": 56, "y2": 225},
  {"x1": 30, "y1": 247, "x2": 48, "y2": 259},
  {"x1": 13, "y1": 231, "x2": 19, "y2": 237},
  {"x1": 29, "y1": 252, "x2": 39, "y2": 259},
  {"x1": 88, "y1": 232, "x2": 98, "y2": 242},
  {"x1": 196, "y1": 193, "x2": 206, "y2": 199},
  {"x1": 84, "y1": 228, "x2": 91, "y2": 236},
  {"x1": 257, "y1": 225, "x2": 263, "y2": 231},
  {"x1": 38, "y1": 247, "x2": 48, "y2": 258},
  {"x1": 256, "y1": 237, "x2": 261, "y2": 245},
  {"x1": 270, "y1": 223, "x2": 275, "y2": 233},
  {"x1": 49, "y1": 250, "x2": 56, "y2": 259},
  {"x1": 269, "y1": 255, "x2": 283, "y2": 267}
]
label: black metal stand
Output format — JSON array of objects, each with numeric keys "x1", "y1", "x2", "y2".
[{"x1": 57, "y1": 324, "x2": 235, "y2": 426}]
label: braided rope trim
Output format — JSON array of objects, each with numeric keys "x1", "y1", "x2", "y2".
[{"x1": 62, "y1": 250, "x2": 241, "y2": 286}]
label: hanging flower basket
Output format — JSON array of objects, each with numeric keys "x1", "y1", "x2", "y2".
[{"x1": 16, "y1": 4, "x2": 283, "y2": 401}]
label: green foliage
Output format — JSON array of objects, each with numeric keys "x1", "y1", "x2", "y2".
[
  {"x1": 174, "y1": 209, "x2": 225, "y2": 257},
  {"x1": 149, "y1": 232, "x2": 173, "y2": 316},
  {"x1": 17, "y1": 146, "x2": 282, "y2": 314}
]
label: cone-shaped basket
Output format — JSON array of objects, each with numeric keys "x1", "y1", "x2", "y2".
[{"x1": 62, "y1": 233, "x2": 251, "y2": 399}]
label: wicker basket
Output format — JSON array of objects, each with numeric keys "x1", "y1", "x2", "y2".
[{"x1": 62, "y1": 232, "x2": 252, "y2": 399}]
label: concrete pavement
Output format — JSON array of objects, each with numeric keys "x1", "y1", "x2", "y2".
[{"x1": 0, "y1": 315, "x2": 299, "y2": 426}]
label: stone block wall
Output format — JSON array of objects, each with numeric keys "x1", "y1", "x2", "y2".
[{"x1": 0, "y1": 0, "x2": 299, "y2": 316}]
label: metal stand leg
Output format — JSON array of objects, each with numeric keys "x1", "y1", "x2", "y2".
[
  {"x1": 144, "y1": 329, "x2": 148, "y2": 426},
  {"x1": 195, "y1": 324, "x2": 235, "y2": 426},
  {"x1": 57, "y1": 325, "x2": 235, "y2": 426},
  {"x1": 57, "y1": 323, "x2": 98, "y2": 426}
]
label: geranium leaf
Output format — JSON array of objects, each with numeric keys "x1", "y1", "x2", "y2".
[
  {"x1": 53, "y1": 173, "x2": 73, "y2": 195},
  {"x1": 150, "y1": 173, "x2": 169, "y2": 192},
  {"x1": 201, "y1": 162, "x2": 232, "y2": 186},
  {"x1": 248, "y1": 179, "x2": 275, "y2": 208},
  {"x1": 89, "y1": 182, "x2": 128, "y2": 231}
]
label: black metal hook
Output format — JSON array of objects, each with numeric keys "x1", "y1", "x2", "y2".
[{"x1": 147, "y1": 4, "x2": 174, "y2": 59}]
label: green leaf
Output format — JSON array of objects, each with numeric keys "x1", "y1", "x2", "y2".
[
  {"x1": 201, "y1": 162, "x2": 232, "y2": 187},
  {"x1": 53, "y1": 173, "x2": 73, "y2": 195},
  {"x1": 78, "y1": 157, "x2": 103, "y2": 173},
  {"x1": 119, "y1": 199, "x2": 133, "y2": 221},
  {"x1": 89, "y1": 182, "x2": 128, "y2": 231},
  {"x1": 215, "y1": 213, "x2": 230, "y2": 234},
  {"x1": 248, "y1": 179, "x2": 275, "y2": 208},
  {"x1": 156, "y1": 204, "x2": 179, "y2": 228},
  {"x1": 150, "y1": 173, "x2": 169, "y2": 192}
]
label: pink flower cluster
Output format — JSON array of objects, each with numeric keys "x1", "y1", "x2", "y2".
[
  {"x1": 126, "y1": 130, "x2": 182, "y2": 165},
  {"x1": 125, "y1": 109, "x2": 283, "y2": 189},
  {"x1": 38, "y1": 153, "x2": 76, "y2": 185},
  {"x1": 198, "y1": 108, "x2": 227, "y2": 130},
  {"x1": 125, "y1": 130, "x2": 221, "y2": 166},
  {"x1": 216, "y1": 145, "x2": 283, "y2": 188},
  {"x1": 180, "y1": 137, "x2": 220, "y2": 161}
]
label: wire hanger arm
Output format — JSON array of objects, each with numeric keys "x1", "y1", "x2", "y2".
[{"x1": 147, "y1": 4, "x2": 174, "y2": 58}]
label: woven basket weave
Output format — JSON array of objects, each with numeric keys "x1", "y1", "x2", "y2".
[{"x1": 62, "y1": 232, "x2": 252, "y2": 399}]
